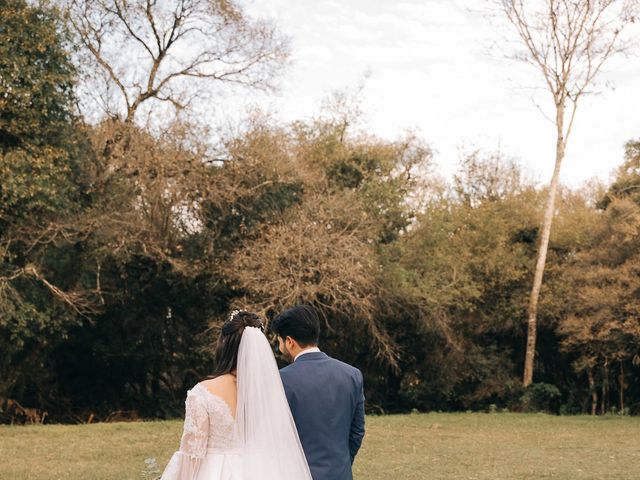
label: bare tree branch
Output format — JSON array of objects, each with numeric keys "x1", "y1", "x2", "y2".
[{"x1": 62, "y1": 0, "x2": 290, "y2": 124}]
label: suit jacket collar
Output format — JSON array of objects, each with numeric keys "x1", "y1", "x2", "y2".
[{"x1": 294, "y1": 351, "x2": 328, "y2": 363}]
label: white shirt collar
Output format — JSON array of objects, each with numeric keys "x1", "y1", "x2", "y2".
[{"x1": 294, "y1": 347, "x2": 321, "y2": 362}]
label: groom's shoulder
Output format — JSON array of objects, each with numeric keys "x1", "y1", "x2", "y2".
[
  {"x1": 279, "y1": 362, "x2": 301, "y2": 382},
  {"x1": 326, "y1": 355, "x2": 363, "y2": 380},
  {"x1": 279, "y1": 362, "x2": 296, "y2": 375},
  {"x1": 279, "y1": 353, "x2": 361, "y2": 379}
]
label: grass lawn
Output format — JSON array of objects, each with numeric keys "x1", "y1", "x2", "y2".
[{"x1": 1, "y1": 413, "x2": 639, "y2": 479}]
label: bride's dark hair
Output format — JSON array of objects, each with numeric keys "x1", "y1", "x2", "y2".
[{"x1": 209, "y1": 310, "x2": 264, "y2": 378}]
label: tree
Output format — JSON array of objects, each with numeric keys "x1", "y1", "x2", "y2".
[
  {"x1": 453, "y1": 148, "x2": 524, "y2": 207},
  {"x1": 223, "y1": 115, "x2": 431, "y2": 367},
  {"x1": 559, "y1": 198, "x2": 640, "y2": 414},
  {"x1": 379, "y1": 151, "x2": 539, "y2": 409},
  {"x1": 0, "y1": 0, "x2": 76, "y2": 152},
  {"x1": 0, "y1": 0, "x2": 88, "y2": 310},
  {"x1": 500, "y1": 0, "x2": 638, "y2": 386},
  {"x1": 598, "y1": 139, "x2": 640, "y2": 208},
  {"x1": 62, "y1": 0, "x2": 289, "y2": 123},
  {"x1": 0, "y1": 0, "x2": 96, "y2": 407}
]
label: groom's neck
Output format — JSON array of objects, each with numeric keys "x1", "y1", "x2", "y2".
[{"x1": 293, "y1": 345, "x2": 320, "y2": 361}]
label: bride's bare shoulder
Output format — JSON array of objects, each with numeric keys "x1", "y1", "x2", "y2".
[{"x1": 199, "y1": 374, "x2": 236, "y2": 395}]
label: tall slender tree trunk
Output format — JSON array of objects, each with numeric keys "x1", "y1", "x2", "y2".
[
  {"x1": 601, "y1": 359, "x2": 609, "y2": 415},
  {"x1": 523, "y1": 102, "x2": 566, "y2": 387},
  {"x1": 619, "y1": 361, "x2": 625, "y2": 413},
  {"x1": 588, "y1": 368, "x2": 597, "y2": 415}
]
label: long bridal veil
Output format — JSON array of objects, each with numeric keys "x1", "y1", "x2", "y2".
[{"x1": 235, "y1": 327, "x2": 313, "y2": 480}]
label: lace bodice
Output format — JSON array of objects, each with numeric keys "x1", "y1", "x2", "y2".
[
  {"x1": 194, "y1": 383, "x2": 236, "y2": 452},
  {"x1": 160, "y1": 383, "x2": 237, "y2": 480}
]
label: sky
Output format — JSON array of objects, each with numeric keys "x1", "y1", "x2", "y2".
[{"x1": 235, "y1": 0, "x2": 640, "y2": 187}]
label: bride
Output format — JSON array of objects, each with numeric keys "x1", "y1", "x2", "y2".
[{"x1": 160, "y1": 310, "x2": 312, "y2": 480}]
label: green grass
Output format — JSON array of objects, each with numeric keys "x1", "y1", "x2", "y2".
[{"x1": 1, "y1": 413, "x2": 639, "y2": 479}]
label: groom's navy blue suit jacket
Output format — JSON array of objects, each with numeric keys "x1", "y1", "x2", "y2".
[{"x1": 280, "y1": 351, "x2": 365, "y2": 480}]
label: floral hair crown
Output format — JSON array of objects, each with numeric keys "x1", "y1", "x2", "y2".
[{"x1": 225, "y1": 309, "x2": 265, "y2": 331}]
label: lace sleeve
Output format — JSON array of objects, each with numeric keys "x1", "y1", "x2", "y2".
[{"x1": 161, "y1": 389, "x2": 210, "y2": 480}]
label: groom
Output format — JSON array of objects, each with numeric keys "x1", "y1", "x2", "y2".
[{"x1": 271, "y1": 305, "x2": 365, "y2": 480}]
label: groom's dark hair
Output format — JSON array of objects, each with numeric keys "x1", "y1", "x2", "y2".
[{"x1": 271, "y1": 305, "x2": 320, "y2": 347}]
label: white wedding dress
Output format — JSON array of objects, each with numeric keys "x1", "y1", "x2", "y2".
[
  {"x1": 160, "y1": 327, "x2": 312, "y2": 480},
  {"x1": 160, "y1": 383, "x2": 241, "y2": 479}
]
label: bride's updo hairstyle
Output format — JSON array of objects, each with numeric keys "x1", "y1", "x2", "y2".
[{"x1": 210, "y1": 310, "x2": 264, "y2": 378}]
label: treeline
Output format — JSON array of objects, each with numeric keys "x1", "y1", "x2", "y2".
[{"x1": 1, "y1": 0, "x2": 639, "y2": 423}]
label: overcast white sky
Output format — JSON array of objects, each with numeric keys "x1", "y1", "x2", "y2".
[{"x1": 237, "y1": 0, "x2": 640, "y2": 187}]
